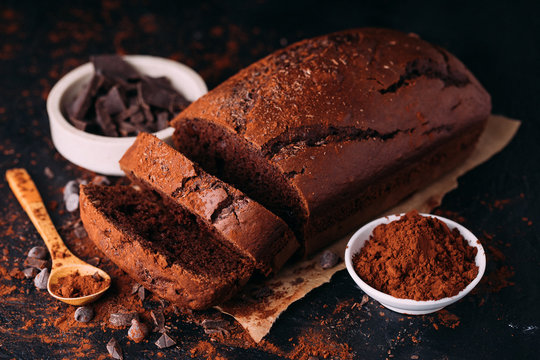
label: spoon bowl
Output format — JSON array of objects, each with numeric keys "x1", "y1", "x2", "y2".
[{"x1": 48, "y1": 263, "x2": 111, "y2": 306}]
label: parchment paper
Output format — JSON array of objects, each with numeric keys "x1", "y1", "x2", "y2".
[{"x1": 217, "y1": 115, "x2": 520, "y2": 343}]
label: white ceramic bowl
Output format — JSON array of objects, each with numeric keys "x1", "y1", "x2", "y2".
[
  {"x1": 345, "y1": 213, "x2": 486, "y2": 315},
  {"x1": 47, "y1": 55, "x2": 207, "y2": 176}
]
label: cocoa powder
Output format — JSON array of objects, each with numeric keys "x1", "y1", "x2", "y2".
[
  {"x1": 352, "y1": 210, "x2": 479, "y2": 300},
  {"x1": 50, "y1": 271, "x2": 110, "y2": 298}
]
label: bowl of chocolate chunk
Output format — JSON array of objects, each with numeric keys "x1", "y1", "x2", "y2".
[
  {"x1": 47, "y1": 55, "x2": 207, "y2": 176},
  {"x1": 344, "y1": 211, "x2": 486, "y2": 315}
]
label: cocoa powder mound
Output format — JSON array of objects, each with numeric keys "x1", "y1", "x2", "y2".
[
  {"x1": 50, "y1": 271, "x2": 109, "y2": 298},
  {"x1": 353, "y1": 210, "x2": 479, "y2": 300}
]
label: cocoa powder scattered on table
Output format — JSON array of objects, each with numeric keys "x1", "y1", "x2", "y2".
[{"x1": 353, "y1": 210, "x2": 479, "y2": 300}]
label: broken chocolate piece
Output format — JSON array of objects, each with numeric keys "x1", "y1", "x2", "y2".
[
  {"x1": 101, "y1": 85, "x2": 126, "y2": 115},
  {"x1": 155, "y1": 333, "x2": 176, "y2": 349},
  {"x1": 319, "y1": 250, "x2": 340, "y2": 269},
  {"x1": 128, "y1": 318, "x2": 149, "y2": 343},
  {"x1": 68, "y1": 74, "x2": 104, "y2": 119},
  {"x1": 22, "y1": 267, "x2": 38, "y2": 279},
  {"x1": 24, "y1": 257, "x2": 50, "y2": 270},
  {"x1": 91, "y1": 55, "x2": 139, "y2": 81},
  {"x1": 156, "y1": 112, "x2": 169, "y2": 131},
  {"x1": 34, "y1": 268, "x2": 49, "y2": 290},
  {"x1": 74, "y1": 306, "x2": 94, "y2": 323},
  {"x1": 28, "y1": 246, "x2": 47, "y2": 260},
  {"x1": 69, "y1": 117, "x2": 88, "y2": 131},
  {"x1": 201, "y1": 319, "x2": 230, "y2": 336},
  {"x1": 109, "y1": 311, "x2": 139, "y2": 327},
  {"x1": 106, "y1": 337, "x2": 123, "y2": 360},
  {"x1": 137, "y1": 285, "x2": 146, "y2": 301},
  {"x1": 151, "y1": 309, "x2": 165, "y2": 332},
  {"x1": 131, "y1": 283, "x2": 141, "y2": 295},
  {"x1": 95, "y1": 97, "x2": 118, "y2": 136}
]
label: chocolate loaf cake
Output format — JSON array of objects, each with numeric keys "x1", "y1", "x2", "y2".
[
  {"x1": 171, "y1": 28, "x2": 491, "y2": 254},
  {"x1": 119, "y1": 132, "x2": 299, "y2": 276},
  {"x1": 80, "y1": 184, "x2": 254, "y2": 309}
]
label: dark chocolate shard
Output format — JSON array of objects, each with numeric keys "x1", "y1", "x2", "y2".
[
  {"x1": 24, "y1": 256, "x2": 50, "y2": 270},
  {"x1": 91, "y1": 55, "x2": 139, "y2": 81},
  {"x1": 102, "y1": 85, "x2": 126, "y2": 115},
  {"x1": 151, "y1": 309, "x2": 165, "y2": 332},
  {"x1": 156, "y1": 112, "x2": 169, "y2": 130},
  {"x1": 201, "y1": 319, "x2": 230, "y2": 336},
  {"x1": 155, "y1": 333, "x2": 176, "y2": 349},
  {"x1": 139, "y1": 76, "x2": 174, "y2": 109},
  {"x1": 106, "y1": 337, "x2": 123, "y2": 360},
  {"x1": 130, "y1": 111, "x2": 145, "y2": 124},
  {"x1": 114, "y1": 105, "x2": 140, "y2": 123},
  {"x1": 319, "y1": 250, "x2": 340, "y2": 269},
  {"x1": 69, "y1": 117, "x2": 89, "y2": 131},
  {"x1": 95, "y1": 97, "x2": 118, "y2": 136},
  {"x1": 118, "y1": 121, "x2": 137, "y2": 137},
  {"x1": 109, "y1": 311, "x2": 139, "y2": 327},
  {"x1": 169, "y1": 93, "x2": 190, "y2": 114},
  {"x1": 68, "y1": 74, "x2": 104, "y2": 119}
]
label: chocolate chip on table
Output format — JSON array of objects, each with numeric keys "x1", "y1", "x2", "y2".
[
  {"x1": 109, "y1": 311, "x2": 139, "y2": 327},
  {"x1": 201, "y1": 319, "x2": 230, "y2": 336},
  {"x1": 151, "y1": 309, "x2": 165, "y2": 332},
  {"x1": 28, "y1": 246, "x2": 47, "y2": 260},
  {"x1": 137, "y1": 285, "x2": 146, "y2": 301},
  {"x1": 22, "y1": 267, "x2": 38, "y2": 279},
  {"x1": 106, "y1": 337, "x2": 123, "y2": 360},
  {"x1": 43, "y1": 167, "x2": 54, "y2": 179},
  {"x1": 24, "y1": 256, "x2": 49, "y2": 270},
  {"x1": 74, "y1": 306, "x2": 94, "y2": 323},
  {"x1": 319, "y1": 250, "x2": 340, "y2": 269},
  {"x1": 65, "y1": 193, "x2": 80, "y2": 212},
  {"x1": 131, "y1": 283, "x2": 141, "y2": 295},
  {"x1": 63, "y1": 180, "x2": 79, "y2": 201},
  {"x1": 128, "y1": 318, "x2": 149, "y2": 343},
  {"x1": 155, "y1": 332, "x2": 176, "y2": 349},
  {"x1": 34, "y1": 268, "x2": 49, "y2": 290}
]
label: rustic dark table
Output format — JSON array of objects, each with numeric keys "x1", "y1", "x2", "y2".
[{"x1": 1, "y1": 1, "x2": 539, "y2": 359}]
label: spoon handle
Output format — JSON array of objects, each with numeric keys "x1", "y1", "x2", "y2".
[{"x1": 6, "y1": 168, "x2": 76, "y2": 264}]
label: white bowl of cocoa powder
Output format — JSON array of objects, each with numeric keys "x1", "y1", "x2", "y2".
[{"x1": 344, "y1": 211, "x2": 486, "y2": 315}]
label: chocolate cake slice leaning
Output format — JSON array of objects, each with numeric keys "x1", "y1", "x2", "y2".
[
  {"x1": 80, "y1": 184, "x2": 254, "y2": 310},
  {"x1": 119, "y1": 132, "x2": 299, "y2": 276},
  {"x1": 171, "y1": 28, "x2": 492, "y2": 255}
]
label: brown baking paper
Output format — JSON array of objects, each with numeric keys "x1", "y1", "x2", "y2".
[{"x1": 217, "y1": 114, "x2": 520, "y2": 342}]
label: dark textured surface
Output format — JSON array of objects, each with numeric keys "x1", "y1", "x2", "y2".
[{"x1": 0, "y1": 0, "x2": 539, "y2": 359}]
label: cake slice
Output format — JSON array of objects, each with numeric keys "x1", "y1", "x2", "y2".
[
  {"x1": 80, "y1": 184, "x2": 254, "y2": 310},
  {"x1": 119, "y1": 132, "x2": 299, "y2": 276}
]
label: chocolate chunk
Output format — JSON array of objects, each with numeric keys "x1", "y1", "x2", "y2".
[
  {"x1": 106, "y1": 337, "x2": 123, "y2": 360},
  {"x1": 44, "y1": 167, "x2": 54, "y2": 179},
  {"x1": 128, "y1": 318, "x2": 149, "y2": 343},
  {"x1": 138, "y1": 285, "x2": 146, "y2": 301},
  {"x1": 69, "y1": 117, "x2": 88, "y2": 131},
  {"x1": 139, "y1": 76, "x2": 174, "y2": 110},
  {"x1": 201, "y1": 319, "x2": 230, "y2": 336},
  {"x1": 101, "y1": 85, "x2": 126, "y2": 115},
  {"x1": 24, "y1": 256, "x2": 50, "y2": 270},
  {"x1": 109, "y1": 311, "x2": 139, "y2": 327},
  {"x1": 28, "y1": 246, "x2": 47, "y2": 260},
  {"x1": 118, "y1": 121, "x2": 137, "y2": 137},
  {"x1": 95, "y1": 97, "x2": 118, "y2": 136},
  {"x1": 169, "y1": 93, "x2": 190, "y2": 113},
  {"x1": 65, "y1": 193, "x2": 80, "y2": 212},
  {"x1": 91, "y1": 55, "x2": 139, "y2": 81},
  {"x1": 68, "y1": 74, "x2": 104, "y2": 119},
  {"x1": 319, "y1": 250, "x2": 340, "y2": 269},
  {"x1": 34, "y1": 268, "x2": 49, "y2": 290},
  {"x1": 87, "y1": 257, "x2": 100, "y2": 267},
  {"x1": 73, "y1": 223, "x2": 88, "y2": 239},
  {"x1": 156, "y1": 112, "x2": 169, "y2": 131},
  {"x1": 131, "y1": 283, "x2": 141, "y2": 295},
  {"x1": 22, "y1": 267, "x2": 38, "y2": 279},
  {"x1": 114, "y1": 104, "x2": 139, "y2": 123},
  {"x1": 151, "y1": 309, "x2": 165, "y2": 332},
  {"x1": 63, "y1": 180, "x2": 79, "y2": 201},
  {"x1": 155, "y1": 333, "x2": 176, "y2": 349},
  {"x1": 74, "y1": 306, "x2": 94, "y2": 323}
]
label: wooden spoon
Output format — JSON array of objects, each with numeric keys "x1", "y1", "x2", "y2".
[{"x1": 6, "y1": 168, "x2": 110, "y2": 306}]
